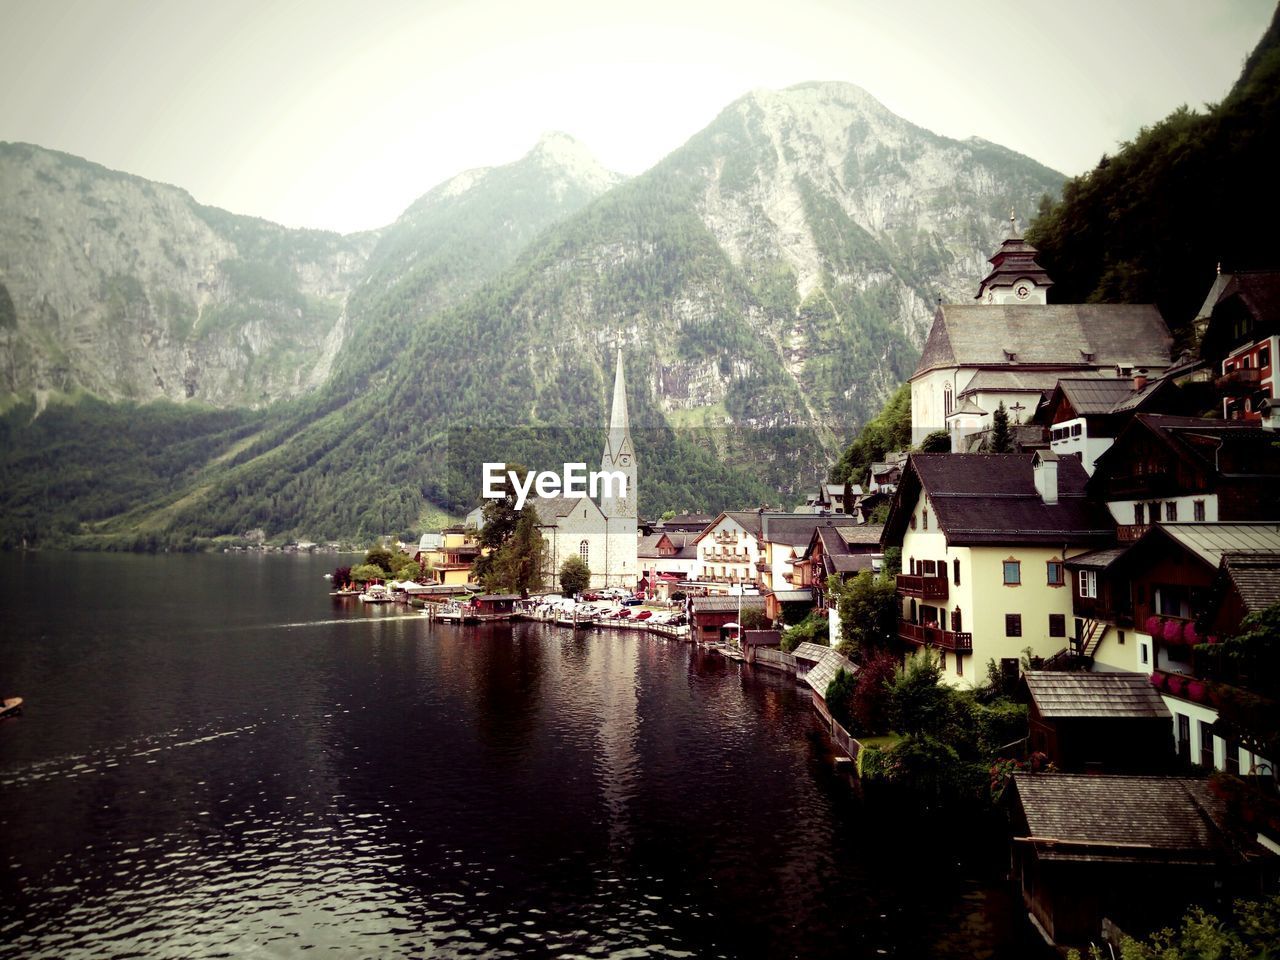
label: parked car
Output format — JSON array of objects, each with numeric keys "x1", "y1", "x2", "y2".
[
  {"x1": 634, "y1": 610, "x2": 653, "y2": 621},
  {"x1": 622, "y1": 597, "x2": 643, "y2": 606}
]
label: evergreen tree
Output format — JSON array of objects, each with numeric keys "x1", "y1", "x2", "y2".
[
  {"x1": 986, "y1": 402, "x2": 1013, "y2": 453},
  {"x1": 483, "y1": 506, "x2": 545, "y2": 597},
  {"x1": 559, "y1": 555, "x2": 591, "y2": 597}
]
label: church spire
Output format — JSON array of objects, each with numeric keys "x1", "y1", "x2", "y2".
[
  {"x1": 601, "y1": 346, "x2": 636, "y2": 523},
  {"x1": 608, "y1": 345, "x2": 628, "y2": 446}
]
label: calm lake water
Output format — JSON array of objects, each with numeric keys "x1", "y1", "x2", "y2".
[{"x1": 0, "y1": 552, "x2": 1047, "y2": 959}]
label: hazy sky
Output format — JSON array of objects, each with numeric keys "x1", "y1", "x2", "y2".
[{"x1": 0, "y1": 0, "x2": 1273, "y2": 234}]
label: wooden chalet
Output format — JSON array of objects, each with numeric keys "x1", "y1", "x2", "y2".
[
  {"x1": 1192, "y1": 271, "x2": 1280, "y2": 424},
  {"x1": 468, "y1": 594, "x2": 519, "y2": 621},
  {"x1": 689, "y1": 595, "x2": 766, "y2": 643},
  {"x1": 1023, "y1": 671, "x2": 1172, "y2": 772},
  {"x1": 1088, "y1": 414, "x2": 1280, "y2": 541},
  {"x1": 1009, "y1": 772, "x2": 1271, "y2": 947}
]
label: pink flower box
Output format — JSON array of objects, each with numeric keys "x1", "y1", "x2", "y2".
[
  {"x1": 1145, "y1": 615, "x2": 1163, "y2": 636},
  {"x1": 1163, "y1": 619, "x2": 1185, "y2": 643},
  {"x1": 1183, "y1": 621, "x2": 1200, "y2": 645}
]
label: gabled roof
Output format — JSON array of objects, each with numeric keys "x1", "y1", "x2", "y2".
[
  {"x1": 884, "y1": 453, "x2": 1115, "y2": 547},
  {"x1": 960, "y1": 369, "x2": 1087, "y2": 397},
  {"x1": 1063, "y1": 546, "x2": 1128, "y2": 570},
  {"x1": 1155, "y1": 522, "x2": 1280, "y2": 567},
  {"x1": 1220, "y1": 554, "x2": 1280, "y2": 613},
  {"x1": 639, "y1": 531, "x2": 696, "y2": 558},
  {"x1": 1010, "y1": 773, "x2": 1245, "y2": 865},
  {"x1": 530, "y1": 495, "x2": 602, "y2": 524},
  {"x1": 760, "y1": 513, "x2": 861, "y2": 547},
  {"x1": 792, "y1": 641, "x2": 831, "y2": 663},
  {"x1": 1090, "y1": 415, "x2": 1280, "y2": 490},
  {"x1": 913, "y1": 304, "x2": 1171, "y2": 379},
  {"x1": 806, "y1": 648, "x2": 856, "y2": 697},
  {"x1": 1196, "y1": 271, "x2": 1280, "y2": 362},
  {"x1": 1052, "y1": 377, "x2": 1146, "y2": 416},
  {"x1": 690, "y1": 596, "x2": 766, "y2": 613},
  {"x1": 1024, "y1": 671, "x2": 1170, "y2": 720},
  {"x1": 828, "y1": 554, "x2": 875, "y2": 574}
]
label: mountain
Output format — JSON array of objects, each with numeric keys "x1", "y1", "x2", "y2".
[
  {"x1": 1, "y1": 82, "x2": 1064, "y2": 547},
  {"x1": 1026, "y1": 3, "x2": 1280, "y2": 339},
  {"x1": 0, "y1": 133, "x2": 623, "y2": 409},
  {"x1": 0, "y1": 142, "x2": 373, "y2": 407}
]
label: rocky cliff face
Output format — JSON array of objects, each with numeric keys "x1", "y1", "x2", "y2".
[{"x1": 0, "y1": 143, "x2": 373, "y2": 406}]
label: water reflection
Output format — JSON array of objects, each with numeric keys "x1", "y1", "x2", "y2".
[{"x1": 0, "y1": 553, "x2": 1045, "y2": 959}]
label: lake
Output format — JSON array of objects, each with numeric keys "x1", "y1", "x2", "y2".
[{"x1": 0, "y1": 551, "x2": 1046, "y2": 959}]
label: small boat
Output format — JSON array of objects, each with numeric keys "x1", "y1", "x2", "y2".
[
  {"x1": 359, "y1": 583, "x2": 392, "y2": 603},
  {"x1": 1, "y1": 697, "x2": 23, "y2": 719},
  {"x1": 436, "y1": 602, "x2": 466, "y2": 622}
]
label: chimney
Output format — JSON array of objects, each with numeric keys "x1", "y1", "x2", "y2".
[
  {"x1": 1133, "y1": 369, "x2": 1149, "y2": 392},
  {"x1": 1033, "y1": 451, "x2": 1059, "y2": 505}
]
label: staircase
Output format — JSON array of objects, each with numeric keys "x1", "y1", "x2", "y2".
[{"x1": 1076, "y1": 619, "x2": 1109, "y2": 660}]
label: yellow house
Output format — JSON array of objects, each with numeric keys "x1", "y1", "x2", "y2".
[
  {"x1": 883, "y1": 452, "x2": 1116, "y2": 685},
  {"x1": 415, "y1": 526, "x2": 483, "y2": 586}
]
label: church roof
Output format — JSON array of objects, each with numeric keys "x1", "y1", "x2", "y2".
[
  {"x1": 530, "y1": 495, "x2": 601, "y2": 525},
  {"x1": 913, "y1": 304, "x2": 1171, "y2": 379}
]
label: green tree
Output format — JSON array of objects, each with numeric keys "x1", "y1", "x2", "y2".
[
  {"x1": 364, "y1": 546, "x2": 395, "y2": 575},
  {"x1": 483, "y1": 506, "x2": 545, "y2": 597},
  {"x1": 888, "y1": 652, "x2": 954, "y2": 738},
  {"x1": 559, "y1": 555, "x2": 591, "y2": 596},
  {"x1": 984, "y1": 401, "x2": 1013, "y2": 453},
  {"x1": 472, "y1": 462, "x2": 528, "y2": 584},
  {"x1": 837, "y1": 570, "x2": 899, "y2": 656},
  {"x1": 825, "y1": 668, "x2": 857, "y2": 729},
  {"x1": 350, "y1": 563, "x2": 385, "y2": 583},
  {"x1": 740, "y1": 609, "x2": 770, "y2": 630},
  {"x1": 1068, "y1": 895, "x2": 1280, "y2": 960},
  {"x1": 919, "y1": 429, "x2": 950, "y2": 453},
  {"x1": 390, "y1": 553, "x2": 422, "y2": 581}
]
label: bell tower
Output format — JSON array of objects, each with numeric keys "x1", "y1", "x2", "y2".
[
  {"x1": 976, "y1": 211, "x2": 1054, "y2": 305},
  {"x1": 600, "y1": 346, "x2": 637, "y2": 585}
]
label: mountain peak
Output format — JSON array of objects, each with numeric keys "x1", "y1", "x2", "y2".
[{"x1": 525, "y1": 131, "x2": 622, "y2": 194}]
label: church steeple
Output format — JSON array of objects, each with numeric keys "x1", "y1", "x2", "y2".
[
  {"x1": 975, "y1": 210, "x2": 1054, "y2": 304},
  {"x1": 600, "y1": 346, "x2": 637, "y2": 523}
]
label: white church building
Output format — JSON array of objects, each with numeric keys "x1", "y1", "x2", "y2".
[
  {"x1": 530, "y1": 348, "x2": 639, "y2": 590},
  {"x1": 909, "y1": 214, "x2": 1172, "y2": 449}
]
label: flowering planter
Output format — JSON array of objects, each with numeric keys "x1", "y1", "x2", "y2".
[
  {"x1": 1145, "y1": 616, "x2": 1162, "y2": 636},
  {"x1": 1184, "y1": 680, "x2": 1206, "y2": 703},
  {"x1": 1163, "y1": 618, "x2": 1186, "y2": 643},
  {"x1": 1183, "y1": 621, "x2": 1200, "y2": 646},
  {"x1": 1149, "y1": 672, "x2": 1163, "y2": 690}
]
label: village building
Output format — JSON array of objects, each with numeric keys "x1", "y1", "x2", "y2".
[
  {"x1": 1087, "y1": 413, "x2": 1280, "y2": 540},
  {"x1": 1035, "y1": 374, "x2": 1181, "y2": 473},
  {"x1": 689, "y1": 595, "x2": 766, "y2": 644},
  {"x1": 909, "y1": 216, "x2": 1171, "y2": 447},
  {"x1": 416, "y1": 526, "x2": 482, "y2": 586},
  {"x1": 1064, "y1": 522, "x2": 1280, "y2": 777},
  {"x1": 1193, "y1": 270, "x2": 1280, "y2": 425},
  {"x1": 654, "y1": 513, "x2": 716, "y2": 533},
  {"x1": 883, "y1": 452, "x2": 1115, "y2": 685},
  {"x1": 1023, "y1": 671, "x2": 1172, "y2": 772},
  {"x1": 637, "y1": 529, "x2": 698, "y2": 599},
  {"x1": 798, "y1": 481, "x2": 861, "y2": 514},
  {"x1": 1008, "y1": 772, "x2": 1270, "y2": 948},
  {"x1": 792, "y1": 522, "x2": 882, "y2": 611}
]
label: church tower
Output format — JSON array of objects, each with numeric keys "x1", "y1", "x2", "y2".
[
  {"x1": 975, "y1": 211, "x2": 1054, "y2": 305},
  {"x1": 600, "y1": 347, "x2": 638, "y2": 585}
]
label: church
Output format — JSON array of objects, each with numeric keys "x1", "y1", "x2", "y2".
[
  {"x1": 909, "y1": 214, "x2": 1172, "y2": 449},
  {"x1": 528, "y1": 348, "x2": 639, "y2": 590}
]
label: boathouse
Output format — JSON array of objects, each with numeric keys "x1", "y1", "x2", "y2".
[{"x1": 1023, "y1": 671, "x2": 1172, "y2": 772}]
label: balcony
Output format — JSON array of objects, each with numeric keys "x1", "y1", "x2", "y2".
[
  {"x1": 1214, "y1": 367, "x2": 1262, "y2": 395},
  {"x1": 1117, "y1": 524, "x2": 1151, "y2": 543},
  {"x1": 1107, "y1": 471, "x2": 1178, "y2": 499},
  {"x1": 898, "y1": 619, "x2": 972, "y2": 652},
  {"x1": 896, "y1": 573, "x2": 949, "y2": 600}
]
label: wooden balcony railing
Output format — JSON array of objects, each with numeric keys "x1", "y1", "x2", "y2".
[
  {"x1": 1215, "y1": 367, "x2": 1262, "y2": 395},
  {"x1": 896, "y1": 574, "x2": 949, "y2": 600},
  {"x1": 897, "y1": 619, "x2": 972, "y2": 652}
]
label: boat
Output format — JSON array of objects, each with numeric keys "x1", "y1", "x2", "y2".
[
  {"x1": 359, "y1": 583, "x2": 392, "y2": 603},
  {"x1": 1, "y1": 697, "x2": 23, "y2": 719},
  {"x1": 436, "y1": 602, "x2": 466, "y2": 622}
]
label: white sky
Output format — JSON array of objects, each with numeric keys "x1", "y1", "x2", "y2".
[{"x1": 0, "y1": 0, "x2": 1273, "y2": 234}]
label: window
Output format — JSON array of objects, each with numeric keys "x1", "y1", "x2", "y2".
[
  {"x1": 1078, "y1": 569, "x2": 1097, "y2": 599},
  {"x1": 1140, "y1": 641, "x2": 1150, "y2": 666},
  {"x1": 1003, "y1": 560, "x2": 1021, "y2": 586},
  {"x1": 953, "y1": 558, "x2": 961, "y2": 586},
  {"x1": 943, "y1": 382, "x2": 954, "y2": 417},
  {"x1": 950, "y1": 607, "x2": 962, "y2": 632},
  {"x1": 1070, "y1": 423, "x2": 1082, "y2": 437},
  {"x1": 1261, "y1": 347, "x2": 1271, "y2": 368},
  {"x1": 1049, "y1": 613, "x2": 1066, "y2": 637},
  {"x1": 1199, "y1": 720, "x2": 1215, "y2": 769},
  {"x1": 1046, "y1": 561, "x2": 1064, "y2": 586},
  {"x1": 1117, "y1": 630, "x2": 1126, "y2": 646},
  {"x1": 955, "y1": 654, "x2": 963, "y2": 677},
  {"x1": 1135, "y1": 503, "x2": 1145, "y2": 525},
  {"x1": 939, "y1": 651, "x2": 947, "y2": 670},
  {"x1": 910, "y1": 557, "x2": 917, "y2": 575},
  {"x1": 1177, "y1": 714, "x2": 1191, "y2": 762},
  {"x1": 579, "y1": 540, "x2": 590, "y2": 565},
  {"x1": 1005, "y1": 614, "x2": 1022, "y2": 637},
  {"x1": 1150, "y1": 502, "x2": 1161, "y2": 524},
  {"x1": 1193, "y1": 500, "x2": 1206, "y2": 522},
  {"x1": 1165, "y1": 502, "x2": 1177, "y2": 522},
  {"x1": 922, "y1": 508, "x2": 928, "y2": 530}
]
